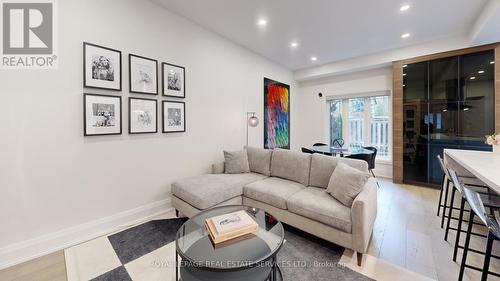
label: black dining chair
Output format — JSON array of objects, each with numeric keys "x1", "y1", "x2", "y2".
[
  {"x1": 301, "y1": 147, "x2": 315, "y2": 154},
  {"x1": 313, "y1": 143, "x2": 328, "y2": 147},
  {"x1": 347, "y1": 148, "x2": 379, "y2": 188},
  {"x1": 363, "y1": 146, "x2": 377, "y2": 178},
  {"x1": 345, "y1": 153, "x2": 377, "y2": 182},
  {"x1": 311, "y1": 143, "x2": 333, "y2": 156}
]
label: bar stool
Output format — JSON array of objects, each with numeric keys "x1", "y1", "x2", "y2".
[
  {"x1": 458, "y1": 184, "x2": 500, "y2": 281},
  {"x1": 436, "y1": 155, "x2": 491, "y2": 229},
  {"x1": 443, "y1": 166, "x2": 494, "y2": 242},
  {"x1": 447, "y1": 170, "x2": 500, "y2": 262},
  {"x1": 437, "y1": 155, "x2": 452, "y2": 224}
]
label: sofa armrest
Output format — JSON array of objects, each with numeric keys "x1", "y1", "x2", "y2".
[
  {"x1": 211, "y1": 162, "x2": 225, "y2": 174},
  {"x1": 351, "y1": 177, "x2": 378, "y2": 253}
]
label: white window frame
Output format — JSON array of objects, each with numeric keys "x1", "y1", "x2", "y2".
[{"x1": 327, "y1": 91, "x2": 392, "y2": 162}]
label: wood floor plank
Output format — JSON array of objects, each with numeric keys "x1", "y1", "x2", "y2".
[{"x1": 0, "y1": 251, "x2": 67, "y2": 281}]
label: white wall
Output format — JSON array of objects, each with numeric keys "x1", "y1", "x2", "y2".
[
  {"x1": 0, "y1": 0, "x2": 297, "y2": 264},
  {"x1": 297, "y1": 67, "x2": 393, "y2": 178}
]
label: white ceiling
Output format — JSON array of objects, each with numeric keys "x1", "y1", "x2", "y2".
[{"x1": 152, "y1": 0, "x2": 489, "y2": 70}]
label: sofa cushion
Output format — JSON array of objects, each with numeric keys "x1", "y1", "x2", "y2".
[
  {"x1": 309, "y1": 154, "x2": 369, "y2": 188},
  {"x1": 287, "y1": 186, "x2": 352, "y2": 233},
  {"x1": 172, "y1": 173, "x2": 266, "y2": 209},
  {"x1": 243, "y1": 177, "x2": 305, "y2": 209},
  {"x1": 326, "y1": 162, "x2": 370, "y2": 207},
  {"x1": 245, "y1": 146, "x2": 272, "y2": 176},
  {"x1": 224, "y1": 149, "x2": 250, "y2": 174},
  {"x1": 270, "y1": 149, "x2": 311, "y2": 186}
]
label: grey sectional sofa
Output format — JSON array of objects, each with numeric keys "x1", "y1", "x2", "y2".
[{"x1": 171, "y1": 147, "x2": 377, "y2": 265}]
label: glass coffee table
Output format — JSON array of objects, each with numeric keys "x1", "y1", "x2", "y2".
[{"x1": 175, "y1": 205, "x2": 285, "y2": 281}]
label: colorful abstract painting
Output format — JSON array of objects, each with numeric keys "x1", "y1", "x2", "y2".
[{"x1": 264, "y1": 78, "x2": 290, "y2": 149}]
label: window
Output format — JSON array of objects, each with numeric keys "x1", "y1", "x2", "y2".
[
  {"x1": 348, "y1": 98, "x2": 364, "y2": 147},
  {"x1": 328, "y1": 95, "x2": 391, "y2": 160},
  {"x1": 369, "y1": 96, "x2": 390, "y2": 158},
  {"x1": 329, "y1": 100, "x2": 342, "y2": 146}
]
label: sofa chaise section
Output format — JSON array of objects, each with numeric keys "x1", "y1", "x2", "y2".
[{"x1": 171, "y1": 172, "x2": 267, "y2": 217}]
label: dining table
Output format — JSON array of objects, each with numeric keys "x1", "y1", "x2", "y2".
[
  {"x1": 444, "y1": 149, "x2": 500, "y2": 193},
  {"x1": 311, "y1": 145, "x2": 374, "y2": 157}
]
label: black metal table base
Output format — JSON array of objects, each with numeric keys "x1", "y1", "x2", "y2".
[{"x1": 176, "y1": 250, "x2": 282, "y2": 281}]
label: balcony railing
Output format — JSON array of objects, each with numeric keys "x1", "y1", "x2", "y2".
[
  {"x1": 371, "y1": 118, "x2": 389, "y2": 156},
  {"x1": 348, "y1": 118, "x2": 389, "y2": 157},
  {"x1": 349, "y1": 118, "x2": 363, "y2": 146}
]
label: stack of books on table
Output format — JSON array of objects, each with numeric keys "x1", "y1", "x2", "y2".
[{"x1": 205, "y1": 210, "x2": 259, "y2": 245}]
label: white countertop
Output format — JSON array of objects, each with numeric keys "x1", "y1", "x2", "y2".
[{"x1": 444, "y1": 149, "x2": 500, "y2": 193}]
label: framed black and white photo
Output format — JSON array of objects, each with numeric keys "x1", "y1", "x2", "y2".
[
  {"x1": 84, "y1": 42, "x2": 122, "y2": 91},
  {"x1": 129, "y1": 97, "x2": 157, "y2": 134},
  {"x1": 162, "y1": 101, "x2": 185, "y2": 133},
  {"x1": 129, "y1": 54, "x2": 158, "y2": 95},
  {"x1": 84, "y1": 94, "x2": 122, "y2": 136},
  {"x1": 162, "y1": 62, "x2": 185, "y2": 98}
]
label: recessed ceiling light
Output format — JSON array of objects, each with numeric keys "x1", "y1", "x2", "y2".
[
  {"x1": 470, "y1": 76, "x2": 476, "y2": 80},
  {"x1": 401, "y1": 33, "x2": 410, "y2": 39},
  {"x1": 403, "y1": 64, "x2": 408, "y2": 68},
  {"x1": 257, "y1": 19, "x2": 267, "y2": 26},
  {"x1": 491, "y1": 61, "x2": 495, "y2": 64},
  {"x1": 443, "y1": 109, "x2": 448, "y2": 112},
  {"x1": 400, "y1": 4, "x2": 410, "y2": 11},
  {"x1": 478, "y1": 70, "x2": 485, "y2": 74},
  {"x1": 464, "y1": 107, "x2": 470, "y2": 111},
  {"x1": 311, "y1": 56, "x2": 318, "y2": 61},
  {"x1": 290, "y1": 42, "x2": 298, "y2": 48}
]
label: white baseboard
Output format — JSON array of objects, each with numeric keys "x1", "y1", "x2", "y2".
[{"x1": 0, "y1": 198, "x2": 173, "y2": 270}]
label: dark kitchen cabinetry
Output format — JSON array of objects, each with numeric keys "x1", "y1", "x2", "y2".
[{"x1": 402, "y1": 50, "x2": 495, "y2": 185}]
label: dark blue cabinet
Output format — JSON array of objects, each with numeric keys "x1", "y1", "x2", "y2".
[{"x1": 402, "y1": 50, "x2": 494, "y2": 185}]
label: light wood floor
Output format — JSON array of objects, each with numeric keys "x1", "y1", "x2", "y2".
[
  {"x1": 0, "y1": 250, "x2": 67, "y2": 281},
  {"x1": 1, "y1": 179, "x2": 499, "y2": 281},
  {"x1": 370, "y1": 179, "x2": 500, "y2": 281}
]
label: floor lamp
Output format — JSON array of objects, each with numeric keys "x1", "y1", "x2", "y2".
[{"x1": 246, "y1": 112, "x2": 259, "y2": 146}]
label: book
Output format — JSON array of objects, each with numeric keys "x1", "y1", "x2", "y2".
[{"x1": 205, "y1": 210, "x2": 259, "y2": 244}]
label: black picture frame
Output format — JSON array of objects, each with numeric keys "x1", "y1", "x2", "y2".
[
  {"x1": 162, "y1": 62, "x2": 185, "y2": 98},
  {"x1": 264, "y1": 77, "x2": 290, "y2": 149},
  {"x1": 128, "y1": 97, "x2": 158, "y2": 134},
  {"x1": 162, "y1": 100, "x2": 186, "y2": 133},
  {"x1": 83, "y1": 93, "x2": 122, "y2": 136},
  {"x1": 83, "y1": 42, "x2": 122, "y2": 91},
  {"x1": 128, "y1": 54, "x2": 158, "y2": 95}
]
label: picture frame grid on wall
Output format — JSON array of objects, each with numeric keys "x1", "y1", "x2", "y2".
[
  {"x1": 83, "y1": 42, "x2": 122, "y2": 91},
  {"x1": 83, "y1": 93, "x2": 122, "y2": 136},
  {"x1": 162, "y1": 62, "x2": 185, "y2": 98},
  {"x1": 128, "y1": 97, "x2": 158, "y2": 134},
  {"x1": 129, "y1": 54, "x2": 158, "y2": 95},
  {"x1": 162, "y1": 100, "x2": 186, "y2": 133}
]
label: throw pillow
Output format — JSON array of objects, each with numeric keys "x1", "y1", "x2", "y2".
[
  {"x1": 245, "y1": 146, "x2": 272, "y2": 176},
  {"x1": 224, "y1": 149, "x2": 250, "y2": 174},
  {"x1": 326, "y1": 162, "x2": 370, "y2": 207}
]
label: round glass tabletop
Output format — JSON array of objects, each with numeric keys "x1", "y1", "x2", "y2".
[{"x1": 175, "y1": 205, "x2": 285, "y2": 271}]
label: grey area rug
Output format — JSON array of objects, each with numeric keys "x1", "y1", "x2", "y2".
[
  {"x1": 279, "y1": 226, "x2": 373, "y2": 281},
  {"x1": 95, "y1": 218, "x2": 372, "y2": 281}
]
